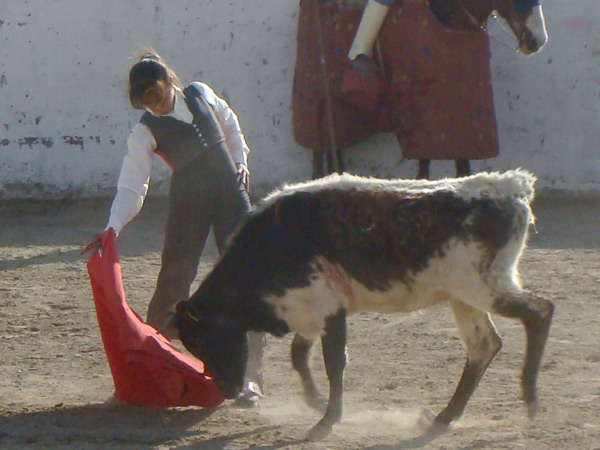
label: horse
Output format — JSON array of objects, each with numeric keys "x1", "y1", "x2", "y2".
[{"x1": 291, "y1": 0, "x2": 548, "y2": 179}]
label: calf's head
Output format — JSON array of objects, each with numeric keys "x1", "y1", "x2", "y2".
[{"x1": 174, "y1": 300, "x2": 248, "y2": 399}]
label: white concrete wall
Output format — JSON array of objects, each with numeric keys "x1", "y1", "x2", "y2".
[{"x1": 0, "y1": 0, "x2": 598, "y2": 199}]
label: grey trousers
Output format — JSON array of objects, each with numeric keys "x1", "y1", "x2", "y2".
[{"x1": 146, "y1": 143, "x2": 265, "y2": 389}]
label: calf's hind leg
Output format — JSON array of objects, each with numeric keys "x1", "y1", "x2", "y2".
[
  {"x1": 435, "y1": 301, "x2": 502, "y2": 425},
  {"x1": 291, "y1": 334, "x2": 326, "y2": 411},
  {"x1": 492, "y1": 292, "x2": 554, "y2": 418}
]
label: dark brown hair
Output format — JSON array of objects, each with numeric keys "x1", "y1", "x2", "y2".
[{"x1": 128, "y1": 50, "x2": 183, "y2": 110}]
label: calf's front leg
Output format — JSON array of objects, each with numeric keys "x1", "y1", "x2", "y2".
[
  {"x1": 305, "y1": 308, "x2": 347, "y2": 441},
  {"x1": 291, "y1": 334, "x2": 326, "y2": 412}
]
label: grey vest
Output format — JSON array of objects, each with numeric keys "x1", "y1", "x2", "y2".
[{"x1": 140, "y1": 84, "x2": 226, "y2": 171}]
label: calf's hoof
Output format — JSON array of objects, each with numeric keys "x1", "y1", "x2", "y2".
[
  {"x1": 526, "y1": 400, "x2": 539, "y2": 419},
  {"x1": 304, "y1": 423, "x2": 333, "y2": 441},
  {"x1": 433, "y1": 404, "x2": 463, "y2": 426},
  {"x1": 305, "y1": 394, "x2": 327, "y2": 413}
]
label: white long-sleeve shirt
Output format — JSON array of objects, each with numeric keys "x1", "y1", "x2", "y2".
[{"x1": 106, "y1": 82, "x2": 250, "y2": 234}]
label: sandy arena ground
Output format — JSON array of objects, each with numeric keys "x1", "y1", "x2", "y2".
[{"x1": 0, "y1": 195, "x2": 599, "y2": 449}]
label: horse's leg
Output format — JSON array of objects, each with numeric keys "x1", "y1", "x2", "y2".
[
  {"x1": 336, "y1": 148, "x2": 344, "y2": 174},
  {"x1": 417, "y1": 159, "x2": 431, "y2": 179},
  {"x1": 306, "y1": 309, "x2": 347, "y2": 441},
  {"x1": 434, "y1": 301, "x2": 502, "y2": 425},
  {"x1": 312, "y1": 151, "x2": 326, "y2": 179},
  {"x1": 455, "y1": 159, "x2": 471, "y2": 177},
  {"x1": 325, "y1": 152, "x2": 335, "y2": 175},
  {"x1": 323, "y1": 150, "x2": 344, "y2": 175},
  {"x1": 291, "y1": 333, "x2": 326, "y2": 412},
  {"x1": 492, "y1": 292, "x2": 554, "y2": 418}
]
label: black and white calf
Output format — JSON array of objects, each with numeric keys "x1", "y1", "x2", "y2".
[{"x1": 173, "y1": 169, "x2": 554, "y2": 440}]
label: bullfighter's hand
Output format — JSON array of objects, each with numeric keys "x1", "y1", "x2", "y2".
[
  {"x1": 81, "y1": 233, "x2": 103, "y2": 255},
  {"x1": 236, "y1": 163, "x2": 250, "y2": 194}
]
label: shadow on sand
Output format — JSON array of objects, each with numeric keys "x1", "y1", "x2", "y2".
[{"x1": 0, "y1": 402, "x2": 301, "y2": 449}]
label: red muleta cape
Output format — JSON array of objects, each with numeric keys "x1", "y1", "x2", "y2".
[{"x1": 86, "y1": 229, "x2": 224, "y2": 408}]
